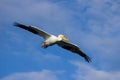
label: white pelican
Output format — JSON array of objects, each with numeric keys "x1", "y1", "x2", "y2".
[{"x1": 14, "y1": 22, "x2": 91, "y2": 62}]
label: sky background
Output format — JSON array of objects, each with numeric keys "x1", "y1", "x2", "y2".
[{"x1": 0, "y1": 0, "x2": 120, "y2": 80}]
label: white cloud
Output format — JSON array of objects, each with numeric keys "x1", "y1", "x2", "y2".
[
  {"x1": 1, "y1": 70, "x2": 58, "y2": 80},
  {"x1": 0, "y1": 0, "x2": 72, "y2": 28},
  {"x1": 0, "y1": 0, "x2": 74, "y2": 38},
  {"x1": 72, "y1": 0, "x2": 120, "y2": 70},
  {"x1": 71, "y1": 61, "x2": 120, "y2": 80}
]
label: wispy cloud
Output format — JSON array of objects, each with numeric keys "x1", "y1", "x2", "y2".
[
  {"x1": 71, "y1": 61, "x2": 120, "y2": 80},
  {"x1": 0, "y1": 0, "x2": 120, "y2": 79},
  {"x1": 69, "y1": 0, "x2": 120, "y2": 71},
  {"x1": 1, "y1": 61, "x2": 120, "y2": 80},
  {"x1": 1, "y1": 69, "x2": 58, "y2": 80}
]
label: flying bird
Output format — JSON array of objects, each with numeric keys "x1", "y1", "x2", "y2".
[{"x1": 14, "y1": 22, "x2": 91, "y2": 62}]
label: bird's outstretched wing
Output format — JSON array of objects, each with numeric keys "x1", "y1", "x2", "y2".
[
  {"x1": 57, "y1": 41, "x2": 91, "y2": 62},
  {"x1": 14, "y1": 22, "x2": 51, "y2": 39}
]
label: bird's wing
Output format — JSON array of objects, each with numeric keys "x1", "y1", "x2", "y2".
[
  {"x1": 57, "y1": 41, "x2": 91, "y2": 62},
  {"x1": 14, "y1": 22, "x2": 51, "y2": 39}
]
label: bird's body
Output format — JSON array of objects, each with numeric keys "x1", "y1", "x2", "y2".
[
  {"x1": 45, "y1": 35, "x2": 58, "y2": 45},
  {"x1": 42, "y1": 35, "x2": 59, "y2": 48},
  {"x1": 14, "y1": 22, "x2": 91, "y2": 62}
]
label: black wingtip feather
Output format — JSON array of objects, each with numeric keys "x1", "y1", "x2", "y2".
[
  {"x1": 76, "y1": 50, "x2": 91, "y2": 63},
  {"x1": 13, "y1": 22, "x2": 39, "y2": 35},
  {"x1": 13, "y1": 22, "x2": 26, "y2": 27},
  {"x1": 84, "y1": 55, "x2": 91, "y2": 63},
  {"x1": 13, "y1": 22, "x2": 19, "y2": 26},
  {"x1": 13, "y1": 22, "x2": 30, "y2": 31},
  {"x1": 78, "y1": 51, "x2": 91, "y2": 63}
]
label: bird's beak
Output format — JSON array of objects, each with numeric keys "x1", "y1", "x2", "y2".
[{"x1": 62, "y1": 36, "x2": 69, "y2": 41}]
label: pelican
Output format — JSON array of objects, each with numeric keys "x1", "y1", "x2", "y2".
[{"x1": 14, "y1": 22, "x2": 91, "y2": 62}]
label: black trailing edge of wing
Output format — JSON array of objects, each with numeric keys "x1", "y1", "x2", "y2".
[
  {"x1": 13, "y1": 22, "x2": 38, "y2": 34},
  {"x1": 57, "y1": 41, "x2": 91, "y2": 63}
]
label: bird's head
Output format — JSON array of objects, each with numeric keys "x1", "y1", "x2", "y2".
[{"x1": 58, "y1": 34, "x2": 69, "y2": 41}]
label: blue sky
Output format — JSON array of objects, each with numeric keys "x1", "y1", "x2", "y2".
[{"x1": 0, "y1": 0, "x2": 120, "y2": 80}]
